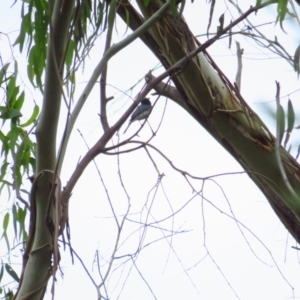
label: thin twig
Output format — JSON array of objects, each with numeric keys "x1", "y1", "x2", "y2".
[{"x1": 57, "y1": 1, "x2": 172, "y2": 171}]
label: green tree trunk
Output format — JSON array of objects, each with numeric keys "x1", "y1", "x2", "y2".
[{"x1": 14, "y1": 1, "x2": 75, "y2": 299}]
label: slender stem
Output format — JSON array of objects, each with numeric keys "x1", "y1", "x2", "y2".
[{"x1": 100, "y1": 0, "x2": 116, "y2": 132}]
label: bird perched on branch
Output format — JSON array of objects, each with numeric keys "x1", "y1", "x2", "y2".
[{"x1": 123, "y1": 98, "x2": 152, "y2": 134}]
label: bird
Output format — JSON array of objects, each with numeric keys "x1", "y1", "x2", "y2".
[{"x1": 123, "y1": 98, "x2": 152, "y2": 134}]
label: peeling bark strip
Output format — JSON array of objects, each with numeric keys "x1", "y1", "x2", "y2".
[
  {"x1": 14, "y1": 170, "x2": 66, "y2": 300},
  {"x1": 117, "y1": 0, "x2": 300, "y2": 242}
]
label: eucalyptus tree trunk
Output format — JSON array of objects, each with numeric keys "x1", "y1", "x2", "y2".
[
  {"x1": 116, "y1": 0, "x2": 300, "y2": 243},
  {"x1": 13, "y1": 1, "x2": 75, "y2": 299}
]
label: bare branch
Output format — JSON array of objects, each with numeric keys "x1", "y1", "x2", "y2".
[
  {"x1": 57, "y1": 1, "x2": 172, "y2": 174},
  {"x1": 100, "y1": 0, "x2": 116, "y2": 132}
]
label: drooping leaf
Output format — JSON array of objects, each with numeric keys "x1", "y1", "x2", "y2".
[
  {"x1": 12, "y1": 205, "x2": 17, "y2": 239},
  {"x1": 276, "y1": 104, "x2": 285, "y2": 145},
  {"x1": 0, "y1": 163, "x2": 9, "y2": 181},
  {"x1": 287, "y1": 99, "x2": 295, "y2": 133},
  {"x1": 0, "y1": 130, "x2": 9, "y2": 156},
  {"x1": 1, "y1": 213, "x2": 9, "y2": 240},
  {"x1": 4, "y1": 264, "x2": 19, "y2": 283},
  {"x1": 27, "y1": 43, "x2": 46, "y2": 90},
  {"x1": 228, "y1": 21, "x2": 232, "y2": 49},
  {"x1": 14, "y1": 92, "x2": 25, "y2": 111},
  {"x1": 2, "y1": 213, "x2": 9, "y2": 232},
  {"x1": 65, "y1": 40, "x2": 76, "y2": 74},
  {"x1": 4, "y1": 289, "x2": 14, "y2": 300},
  {"x1": 207, "y1": 0, "x2": 216, "y2": 38},
  {"x1": 0, "y1": 264, "x2": 3, "y2": 282},
  {"x1": 29, "y1": 156, "x2": 36, "y2": 173},
  {"x1": 283, "y1": 99, "x2": 294, "y2": 149},
  {"x1": 7, "y1": 75, "x2": 18, "y2": 105},
  {"x1": 20, "y1": 104, "x2": 39, "y2": 127},
  {"x1": 7, "y1": 128, "x2": 22, "y2": 154},
  {"x1": 294, "y1": 44, "x2": 300, "y2": 77},
  {"x1": 276, "y1": 0, "x2": 288, "y2": 32},
  {"x1": 17, "y1": 205, "x2": 28, "y2": 240},
  {"x1": 0, "y1": 63, "x2": 10, "y2": 84}
]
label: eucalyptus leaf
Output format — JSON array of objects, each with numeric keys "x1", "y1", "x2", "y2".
[
  {"x1": 276, "y1": 104, "x2": 285, "y2": 145},
  {"x1": 4, "y1": 264, "x2": 19, "y2": 283}
]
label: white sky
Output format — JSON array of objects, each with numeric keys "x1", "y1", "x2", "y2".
[{"x1": 1, "y1": 1, "x2": 300, "y2": 300}]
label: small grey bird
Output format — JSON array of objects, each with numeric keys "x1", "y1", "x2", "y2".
[{"x1": 123, "y1": 98, "x2": 152, "y2": 134}]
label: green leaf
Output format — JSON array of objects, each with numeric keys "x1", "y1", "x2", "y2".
[
  {"x1": 0, "y1": 130, "x2": 9, "y2": 156},
  {"x1": 287, "y1": 99, "x2": 295, "y2": 133},
  {"x1": 96, "y1": 1, "x2": 105, "y2": 28},
  {"x1": 65, "y1": 40, "x2": 76, "y2": 74},
  {"x1": 1, "y1": 213, "x2": 10, "y2": 244},
  {"x1": 17, "y1": 206, "x2": 28, "y2": 240},
  {"x1": 12, "y1": 205, "x2": 17, "y2": 239},
  {"x1": 276, "y1": 0, "x2": 288, "y2": 31},
  {"x1": 4, "y1": 264, "x2": 19, "y2": 283},
  {"x1": 21, "y1": 145, "x2": 31, "y2": 167},
  {"x1": 255, "y1": 0, "x2": 262, "y2": 8},
  {"x1": 14, "y1": 10, "x2": 32, "y2": 53},
  {"x1": 7, "y1": 128, "x2": 22, "y2": 154},
  {"x1": 20, "y1": 104, "x2": 39, "y2": 127},
  {"x1": 0, "y1": 180, "x2": 12, "y2": 187},
  {"x1": 283, "y1": 99, "x2": 295, "y2": 149},
  {"x1": 2, "y1": 213, "x2": 9, "y2": 233},
  {"x1": 0, "y1": 109, "x2": 22, "y2": 120},
  {"x1": 294, "y1": 44, "x2": 300, "y2": 77},
  {"x1": 7, "y1": 75, "x2": 18, "y2": 106},
  {"x1": 13, "y1": 163, "x2": 22, "y2": 191},
  {"x1": 27, "y1": 61, "x2": 35, "y2": 87},
  {"x1": 0, "y1": 63, "x2": 10, "y2": 84},
  {"x1": 0, "y1": 265, "x2": 3, "y2": 282},
  {"x1": 29, "y1": 156, "x2": 36, "y2": 172},
  {"x1": 14, "y1": 92, "x2": 25, "y2": 111},
  {"x1": 28, "y1": 45, "x2": 44, "y2": 88},
  {"x1": 206, "y1": 0, "x2": 216, "y2": 38},
  {"x1": 277, "y1": 104, "x2": 285, "y2": 144},
  {"x1": 4, "y1": 289, "x2": 14, "y2": 300},
  {"x1": 0, "y1": 163, "x2": 9, "y2": 181}
]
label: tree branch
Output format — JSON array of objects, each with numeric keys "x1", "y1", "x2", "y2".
[{"x1": 57, "y1": 0, "x2": 172, "y2": 174}]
